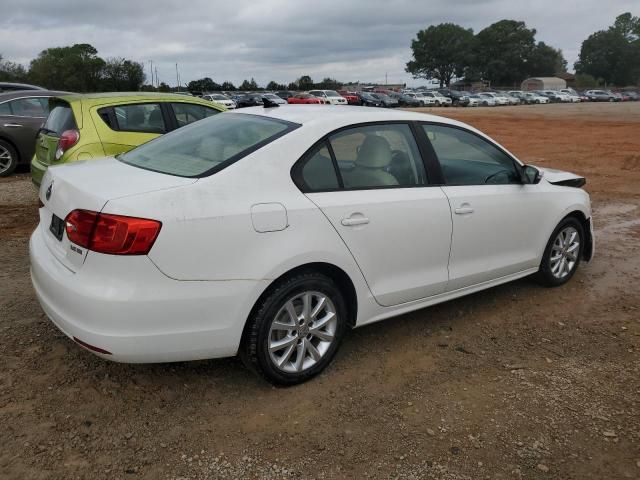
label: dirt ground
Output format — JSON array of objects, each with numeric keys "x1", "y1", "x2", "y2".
[{"x1": 1, "y1": 103, "x2": 639, "y2": 480}]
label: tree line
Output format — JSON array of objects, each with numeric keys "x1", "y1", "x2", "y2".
[
  {"x1": 0, "y1": 44, "x2": 145, "y2": 92},
  {"x1": 407, "y1": 13, "x2": 640, "y2": 88},
  {"x1": 186, "y1": 75, "x2": 342, "y2": 92}
]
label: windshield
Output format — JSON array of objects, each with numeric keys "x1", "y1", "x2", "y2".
[
  {"x1": 119, "y1": 113, "x2": 299, "y2": 177},
  {"x1": 264, "y1": 94, "x2": 279, "y2": 99},
  {"x1": 210, "y1": 94, "x2": 227, "y2": 100},
  {"x1": 43, "y1": 102, "x2": 77, "y2": 135},
  {"x1": 325, "y1": 90, "x2": 341, "y2": 97}
]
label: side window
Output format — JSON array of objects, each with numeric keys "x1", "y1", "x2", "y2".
[
  {"x1": 171, "y1": 103, "x2": 219, "y2": 128},
  {"x1": 8, "y1": 97, "x2": 48, "y2": 117},
  {"x1": 298, "y1": 142, "x2": 339, "y2": 191},
  {"x1": 422, "y1": 124, "x2": 521, "y2": 186},
  {"x1": 0, "y1": 102, "x2": 11, "y2": 115},
  {"x1": 113, "y1": 103, "x2": 166, "y2": 133},
  {"x1": 329, "y1": 124, "x2": 426, "y2": 189}
]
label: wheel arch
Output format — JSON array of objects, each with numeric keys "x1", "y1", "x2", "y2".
[
  {"x1": 563, "y1": 209, "x2": 593, "y2": 262},
  {"x1": 241, "y1": 262, "x2": 359, "y2": 347}
]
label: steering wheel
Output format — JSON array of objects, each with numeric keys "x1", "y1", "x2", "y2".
[{"x1": 483, "y1": 169, "x2": 512, "y2": 184}]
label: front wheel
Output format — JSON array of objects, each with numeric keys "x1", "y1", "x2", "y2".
[
  {"x1": 240, "y1": 272, "x2": 348, "y2": 385},
  {"x1": 536, "y1": 217, "x2": 584, "y2": 287}
]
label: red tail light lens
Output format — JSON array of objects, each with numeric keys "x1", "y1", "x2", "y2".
[
  {"x1": 64, "y1": 210, "x2": 162, "y2": 255},
  {"x1": 55, "y1": 129, "x2": 80, "y2": 160}
]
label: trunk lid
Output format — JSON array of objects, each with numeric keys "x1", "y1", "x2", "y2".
[
  {"x1": 35, "y1": 99, "x2": 79, "y2": 166},
  {"x1": 38, "y1": 158, "x2": 196, "y2": 272}
]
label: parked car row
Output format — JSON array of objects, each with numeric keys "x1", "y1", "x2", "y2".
[{"x1": 0, "y1": 90, "x2": 224, "y2": 177}]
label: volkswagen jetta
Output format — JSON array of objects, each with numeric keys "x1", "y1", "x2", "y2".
[{"x1": 30, "y1": 106, "x2": 593, "y2": 385}]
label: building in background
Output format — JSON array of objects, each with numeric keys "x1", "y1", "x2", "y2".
[{"x1": 521, "y1": 77, "x2": 567, "y2": 91}]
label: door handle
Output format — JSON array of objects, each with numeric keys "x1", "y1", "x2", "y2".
[
  {"x1": 3, "y1": 123, "x2": 23, "y2": 128},
  {"x1": 341, "y1": 216, "x2": 370, "y2": 226},
  {"x1": 454, "y1": 204, "x2": 474, "y2": 215}
]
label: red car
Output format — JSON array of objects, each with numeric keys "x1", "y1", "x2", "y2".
[
  {"x1": 287, "y1": 93, "x2": 323, "y2": 105},
  {"x1": 338, "y1": 90, "x2": 361, "y2": 105}
]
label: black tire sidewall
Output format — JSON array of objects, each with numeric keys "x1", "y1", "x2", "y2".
[
  {"x1": 0, "y1": 140, "x2": 18, "y2": 177},
  {"x1": 538, "y1": 217, "x2": 584, "y2": 287},
  {"x1": 243, "y1": 273, "x2": 348, "y2": 386}
]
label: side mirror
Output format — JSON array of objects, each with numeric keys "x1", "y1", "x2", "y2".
[{"x1": 522, "y1": 165, "x2": 543, "y2": 184}]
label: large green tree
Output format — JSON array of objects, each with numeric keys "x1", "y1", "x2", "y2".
[
  {"x1": 575, "y1": 12, "x2": 640, "y2": 86},
  {"x1": 474, "y1": 20, "x2": 537, "y2": 86},
  {"x1": 101, "y1": 57, "x2": 145, "y2": 91},
  {"x1": 528, "y1": 42, "x2": 567, "y2": 77},
  {"x1": 187, "y1": 77, "x2": 220, "y2": 92},
  {"x1": 0, "y1": 54, "x2": 28, "y2": 82},
  {"x1": 239, "y1": 78, "x2": 259, "y2": 90},
  {"x1": 406, "y1": 23, "x2": 475, "y2": 87},
  {"x1": 296, "y1": 75, "x2": 314, "y2": 90},
  {"x1": 29, "y1": 44, "x2": 105, "y2": 92}
]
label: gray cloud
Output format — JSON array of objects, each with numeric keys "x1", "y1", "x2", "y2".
[{"x1": 0, "y1": 0, "x2": 637, "y2": 87}]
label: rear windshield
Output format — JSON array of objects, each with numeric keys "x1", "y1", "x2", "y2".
[
  {"x1": 44, "y1": 103, "x2": 76, "y2": 135},
  {"x1": 119, "y1": 113, "x2": 299, "y2": 178}
]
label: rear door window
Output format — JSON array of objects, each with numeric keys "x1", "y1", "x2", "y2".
[
  {"x1": 170, "y1": 103, "x2": 219, "y2": 128},
  {"x1": 112, "y1": 103, "x2": 166, "y2": 133}
]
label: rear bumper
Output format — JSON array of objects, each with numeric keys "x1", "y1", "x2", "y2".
[
  {"x1": 30, "y1": 155, "x2": 47, "y2": 186},
  {"x1": 30, "y1": 226, "x2": 266, "y2": 363}
]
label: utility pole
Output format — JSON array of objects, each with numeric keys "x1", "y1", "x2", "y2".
[
  {"x1": 176, "y1": 63, "x2": 179, "y2": 91},
  {"x1": 149, "y1": 60, "x2": 153, "y2": 88},
  {"x1": 385, "y1": 72, "x2": 388, "y2": 85},
  {"x1": 155, "y1": 67, "x2": 159, "y2": 88}
]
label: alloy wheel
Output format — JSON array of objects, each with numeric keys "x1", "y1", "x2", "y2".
[
  {"x1": 268, "y1": 291, "x2": 337, "y2": 373},
  {"x1": 550, "y1": 226, "x2": 580, "y2": 279},
  {"x1": 0, "y1": 145, "x2": 13, "y2": 174}
]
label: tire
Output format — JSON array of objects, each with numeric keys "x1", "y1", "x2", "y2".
[
  {"x1": 0, "y1": 139, "x2": 19, "y2": 177},
  {"x1": 535, "y1": 217, "x2": 584, "y2": 287},
  {"x1": 240, "y1": 271, "x2": 348, "y2": 386}
]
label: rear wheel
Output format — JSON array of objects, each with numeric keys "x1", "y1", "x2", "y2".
[
  {"x1": 536, "y1": 217, "x2": 584, "y2": 287},
  {"x1": 240, "y1": 272, "x2": 348, "y2": 386},
  {"x1": 0, "y1": 140, "x2": 18, "y2": 177}
]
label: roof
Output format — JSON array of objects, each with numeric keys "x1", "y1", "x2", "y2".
[
  {"x1": 55, "y1": 91, "x2": 222, "y2": 108},
  {"x1": 0, "y1": 90, "x2": 71, "y2": 101},
  {"x1": 522, "y1": 77, "x2": 566, "y2": 82},
  {"x1": 232, "y1": 104, "x2": 463, "y2": 130},
  {"x1": 0, "y1": 82, "x2": 45, "y2": 91}
]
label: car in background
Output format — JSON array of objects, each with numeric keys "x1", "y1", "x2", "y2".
[
  {"x1": 356, "y1": 92, "x2": 383, "y2": 107},
  {"x1": 235, "y1": 93, "x2": 264, "y2": 108},
  {"x1": 388, "y1": 92, "x2": 422, "y2": 107},
  {"x1": 370, "y1": 92, "x2": 400, "y2": 108},
  {"x1": 202, "y1": 93, "x2": 237, "y2": 109},
  {"x1": 508, "y1": 91, "x2": 532, "y2": 104},
  {"x1": 337, "y1": 91, "x2": 361, "y2": 105},
  {"x1": 30, "y1": 106, "x2": 593, "y2": 385},
  {"x1": 287, "y1": 93, "x2": 323, "y2": 105},
  {"x1": 31, "y1": 92, "x2": 225, "y2": 185},
  {"x1": 420, "y1": 91, "x2": 452, "y2": 106},
  {"x1": 584, "y1": 90, "x2": 617, "y2": 102},
  {"x1": 478, "y1": 92, "x2": 508, "y2": 106},
  {"x1": 470, "y1": 94, "x2": 496, "y2": 107},
  {"x1": 262, "y1": 93, "x2": 287, "y2": 105},
  {"x1": 275, "y1": 91, "x2": 295, "y2": 100},
  {"x1": 623, "y1": 91, "x2": 639, "y2": 101},
  {"x1": 404, "y1": 92, "x2": 431, "y2": 106},
  {"x1": 522, "y1": 92, "x2": 550, "y2": 104},
  {"x1": 559, "y1": 89, "x2": 581, "y2": 102},
  {"x1": 308, "y1": 90, "x2": 347, "y2": 105},
  {"x1": 0, "y1": 90, "x2": 69, "y2": 176},
  {"x1": 535, "y1": 90, "x2": 563, "y2": 103},
  {"x1": 438, "y1": 89, "x2": 471, "y2": 107},
  {"x1": 0, "y1": 82, "x2": 45, "y2": 93}
]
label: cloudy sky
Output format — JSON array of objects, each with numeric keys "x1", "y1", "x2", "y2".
[{"x1": 0, "y1": 0, "x2": 637, "y2": 87}]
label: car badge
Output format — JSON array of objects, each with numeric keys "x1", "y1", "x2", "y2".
[{"x1": 45, "y1": 181, "x2": 53, "y2": 201}]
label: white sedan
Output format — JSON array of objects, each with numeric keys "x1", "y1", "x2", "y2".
[
  {"x1": 30, "y1": 106, "x2": 593, "y2": 385},
  {"x1": 202, "y1": 93, "x2": 236, "y2": 109}
]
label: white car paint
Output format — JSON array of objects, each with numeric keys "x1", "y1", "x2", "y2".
[
  {"x1": 478, "y1": 93, "x2": 509, "y2": 106},
  {"x1": 202, "y1": 93, "x2": 236, "y2": 109},
  {"x1": 308, "y1": 90, "x2": 347, "y2": 105},
  {"x1": 30, "y1": 106, "x2": 592, "y2": 365}
]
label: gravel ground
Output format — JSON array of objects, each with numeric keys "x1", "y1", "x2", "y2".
[{"x1": 1, "y1": 103, "x2": 639, "y2": 480}]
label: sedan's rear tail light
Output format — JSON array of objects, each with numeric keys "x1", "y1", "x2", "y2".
[
  {"x1": 55, "y1": 129, "x2": 80, "y2": 160},
  {"x1": 65, "y1": 209, "x2": 161, "y2": 255}
]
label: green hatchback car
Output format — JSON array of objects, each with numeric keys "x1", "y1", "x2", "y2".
[{"x1": 31, "y1": 92, "x2": 225, "y2": 185}]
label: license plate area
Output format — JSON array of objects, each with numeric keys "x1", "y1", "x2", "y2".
[{"x1": 49, "y1": 214, "x2": 64, "y2": 241}]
